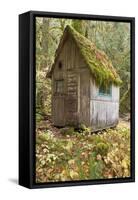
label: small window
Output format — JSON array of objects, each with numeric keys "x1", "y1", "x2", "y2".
[
  {"x1": 55, "y1": 80, "x2": 64, "y2": 93},
  {"x1": 99, "y1": 85, "x2": 112, "y2": 96}
]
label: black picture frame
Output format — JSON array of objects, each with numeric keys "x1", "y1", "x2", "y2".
[{"x1": 19, "y1": 10, "x2": 135, "y2": 189}]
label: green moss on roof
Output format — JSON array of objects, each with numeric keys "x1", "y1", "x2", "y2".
[
  {"x1": 65, "y1": 25, "x2": 122, "y2": 86},
  {"x1": 48, "y1": 25, "x2": 122, "y2": 86}
]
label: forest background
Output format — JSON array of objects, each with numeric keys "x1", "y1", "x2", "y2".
[
  {"x1": 35, "y1": 18, "x2": 131, "y2": 183},
  {"x1": 36, "y1": 18, "x2": 130, "y2": 117}
]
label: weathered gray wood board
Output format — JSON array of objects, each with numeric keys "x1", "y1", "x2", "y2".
[
  {"x1": 90, "y1": 80, "x2": 119, "y2": 130},
  {"x1": 50, "y1": 26, "x2": 120, "y2": 131},
  {"x1": 79, "y1": 69, "x2": 90, "y2": 126}
]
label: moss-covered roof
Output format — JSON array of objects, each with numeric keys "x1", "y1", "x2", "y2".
[{"x1": 48, "y1": 25, "x2": 122, "y2": 86}]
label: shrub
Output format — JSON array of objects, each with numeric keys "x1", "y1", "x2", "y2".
[
  {"x1": 36, "y1": 113, "x2": 44, "y2": 122},
  {"x1": 94, "y1": 142, "x2": 110, "y2": 156}
]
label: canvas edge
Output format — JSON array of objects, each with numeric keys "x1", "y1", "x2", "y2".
[{"x1": 19, "y1": 10, "x2": 135, "y2": 189}]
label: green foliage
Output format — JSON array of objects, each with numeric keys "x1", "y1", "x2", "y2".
[
  {"x1": 71, "y1": 20, "x2": 86, "y2": 35},
  {"x1": 75, "y1": 149, "x2": 86, "y2": 179},
  {"x1": 36, "y1": 120, "x2": 130, "y2": 182},
  {"x1": 120, "y1": 87, "x2": 130, "y2": 113},
  {"x1": 94, "y1": 142, "x2": 110, "y2": 156},
  {"x1": 36, "y1": 79, "x2": 51, "y2": 115},
  {"x1": 79, "y1": 123, "x2": 87, "y2": 130},
  {"x1": 85, "y1": 22, "x2": 130, "y2": 113},
  {"x1": 36, "y1": 113, "x2": 44, "y2": 122},
  {"x1": 78, "y1": 124, "x2": 92, "y2": 135},
  {"x1": 89, "y1": 152, "x2": 104, "y2": 179},
  {"x1": 36, "y1": 130, "x2": 54, "y2": 144}
]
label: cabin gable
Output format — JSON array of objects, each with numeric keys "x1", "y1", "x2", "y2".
[{"x1": 52, "y1": 35, "x2": 88, "y2": 126}]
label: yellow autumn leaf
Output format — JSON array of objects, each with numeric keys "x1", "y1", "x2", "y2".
[
  {"x1": 64, "y1": 141, "x2": 73, "y2": 152},
  {"x1": 121, "y1": 159, "x2": 128, "y2": 169},
  {"x1": 69, "y1": 170, "x2": 79, "y2": 179},
  {"x1": 40, "y1": 160, "x2": 46, "y2": 166},
  {"x1": 60, "y1": 170, "x2": 67, "y2": 181},
  {"x1": 68, "y1": 159, "x2": 75, "y2": 165}
]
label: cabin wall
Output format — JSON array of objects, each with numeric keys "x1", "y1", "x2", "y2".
[
  {"x1": 79, "y1": 69, "x2": 90, "y2": 126},
  {"x1": 52, "y1": 35, "x2": 120, "y2": 129},
  {"x1": 52, "y1": 36, "x2": 86, "y2": 126},
  {"x1": 90, "y1": 79, "x2": 120, "y2": 130}
]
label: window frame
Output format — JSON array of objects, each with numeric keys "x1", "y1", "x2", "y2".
[
  {"x1": 55, "y1": 79, "x2": 64, "y2": 94},
  {"x1": 98, "y1": 84, "x2": 112, "y2": 97}
]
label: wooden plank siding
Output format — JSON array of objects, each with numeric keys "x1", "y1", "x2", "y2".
[
  {"x1": 52, "y1": 36, "x2": 86, "y2": 126},
  {"x1": 51, "y1": 35, "x2": 120, "y2": 130},
  {"x1": 79, "y1": 69, "x2": 90, "y2": 126},
  {"x1": 90, "y1": 79, "x2": 120, "y2": 131}
]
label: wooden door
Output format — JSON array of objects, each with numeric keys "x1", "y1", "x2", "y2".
[
  {"x1": 53, "y1": 95, "x2": 65, "y2": 127},
  {"x1": 52, "y1": 79, "x2": 65, "y2": 127},
  {"x1": 66, "y1": 72, "x2": 78, "y2": 126}
]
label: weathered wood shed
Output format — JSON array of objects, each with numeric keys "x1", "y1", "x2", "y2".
[{"x1": 47, "y1": 25, "x2": 122, "y2": 131}]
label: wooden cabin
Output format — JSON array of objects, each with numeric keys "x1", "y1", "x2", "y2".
[{"x1": 47, "y1": 25, "x2": 122, "y2": 131}]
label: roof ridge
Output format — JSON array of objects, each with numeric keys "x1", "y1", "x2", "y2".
[{"x1": 64, "y1": 25, "x2": 122, "y2": 86}]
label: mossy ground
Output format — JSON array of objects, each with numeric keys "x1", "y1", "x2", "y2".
[{"x1": 35, "y1": 116, "x2": 130, "y2": 183}]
